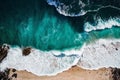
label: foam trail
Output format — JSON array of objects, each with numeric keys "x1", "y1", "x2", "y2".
[
  {"x1": 77, "y1": 39, "x2": 120, "y2": 70},
  {"x1": 84, "y1": 18, "x2": 120, "y2": 32},
  {"x1": 0, "y1": 46, "x2": 84, "y2": 76},
  {"x1": 46, "y1": 0, "x2": 120, "y2": 17},
  {"x1": 46, "y1": 0, "x2": 87, "y2": 17}
]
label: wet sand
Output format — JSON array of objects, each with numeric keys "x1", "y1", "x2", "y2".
[{"x1": 9, "y1": 66, "x2": 113, "y2": 80}]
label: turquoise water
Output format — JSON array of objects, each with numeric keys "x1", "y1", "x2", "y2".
[
  {"x1": 86, "y1": 27, "x2": 120, "y2": 43},
  {"x1": 0, "y1": 13, "x2": 85, "y2": 50}
]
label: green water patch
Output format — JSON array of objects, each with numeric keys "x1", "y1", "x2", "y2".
[
  {"x1": 86, "y1": 26, "x2": 120, "y2": 44},
  {"x1": 0, "y1": 13, "x2": 85, "y2": 51}
]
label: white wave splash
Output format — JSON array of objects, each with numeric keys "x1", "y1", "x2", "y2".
[
  {"x1": 0, "y1": 46, "x2": 84, "y2": 76},
  {"x1": 84, "y1": 18, "x2": 120, "y2": 32},
  {"x1": 46, "y1": 0, "x2": 87, "y2": 17},
  {"x1": 77, "y1": 39, "x2": 120, "y2": 70},
  {"x1": 47, "y1": 0, "x2": 120, "y2": 17},
  {"x1": 1, "y1": 38, "x2": 120, "y2": 76}
]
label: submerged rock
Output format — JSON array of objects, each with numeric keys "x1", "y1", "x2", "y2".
[
  {"x1": 0, "y1": 44, "x2": 9, "y2": 63},
  {"x1": 22, "y1": 47, "x2": 31, "y2": 56}
]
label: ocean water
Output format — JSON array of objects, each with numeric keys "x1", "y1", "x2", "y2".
[{"x1": 0, "y1": 0, "x2": 120, "y2": 76}]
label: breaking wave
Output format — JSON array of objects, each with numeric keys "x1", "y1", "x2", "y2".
[
  {"x1": 0, "y1": 46, "x2": 84, "y2": 76},
  {"x1": 46, "y1": 0, "x2": 120, "y2": 17},
  {"x1": 84, "y1": 18, "x2": 120, "y2": 32},
  {"x1": 1, "y1": 38, "x2": 120, "y2": 76}
]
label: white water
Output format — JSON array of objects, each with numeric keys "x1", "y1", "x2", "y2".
[
  {"x1": 84, "y1": 18, "x2": 120, "y2": 32},
  {"x1": 77, "y1": 39, "x2": 120, "y2": 70},
  {"x1": 0, "y1": 46, "x2": 83, "y2": 76},
  {"x1": 46, "y1": 0, "x2": 87, "y2": 17},
  {"x1": 0, "y1": 38, "x2": 120, "y2": 76},
  {"x1": 47, "y1": 0, "x2": 120, "y2": 17}
]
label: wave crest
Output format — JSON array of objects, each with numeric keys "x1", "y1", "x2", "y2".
[
  {"x1": 84, "y1": 18, "x2": 120, "y2": 32},
  {"x1": 46, "y1": 0, "x2": 120, "y2": 17}
]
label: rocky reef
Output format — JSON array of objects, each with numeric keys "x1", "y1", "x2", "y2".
[{"x1": 0, "y1": 44, "x2": 9, "y2": 63}]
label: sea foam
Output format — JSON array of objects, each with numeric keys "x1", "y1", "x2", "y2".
[
  {"x1": 0, "y1": 46, "x2": 83, "y2": 76},
  {"x1": 0, "y1": 38, "x2": 120, "y2": 76},
  {"x1": 77, "y1": 39, "x2": 120, "y2": 70},
  {"x1": 84, "y1": 18, "x2": 120, "y2": 32}
]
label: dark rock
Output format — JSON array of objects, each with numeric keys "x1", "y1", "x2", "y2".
[
  {"x1": 12, "y1": 69, "x2": 16, "y2": 72},
  {"x1": 8, "y1": 78, "x2": 12, "y2": 80},
  {"x1": 0, "y1": 69, "x2": 10, "y2": 80},
  {"x1": 12, "y1": 73, "x2": 17, "y2": 78},
  {"x1": 0, "y1": 44, "x2": 9, "y2": 63},
  {"x1": 112, "y1": 68, "x2": 120, "y2": 80},
  {"x1": 22, "y1": 47, "x2": 31, "y2": 56}
]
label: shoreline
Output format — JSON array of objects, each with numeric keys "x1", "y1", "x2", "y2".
[
  {"x1": 8, "y1": 66, "x2": 114, "y2": 80},
  {"x1": 0, "y1": 38, "x2": 120, "y2": 79},
  {"x1": 1, "y1": 66, "x2": 120, "y2": 80}
]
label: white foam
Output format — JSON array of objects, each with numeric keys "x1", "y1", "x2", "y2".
[
  {"x1": 47, "y1": 0, "x2": 120, "y2": 17},
  {"x1": 46, "y1": 0, "x2": 87, "y2": 17},
  {"x1": 47, "y1": 0, "x2": 57, "y2": 7},
  {"x1": 0, "y1": 46, "x2": 83, "y2": 76},
  {"x1": 77, "y1": 39, "x2": 120, "y2": 70},
  {"x1": 1, "y1": 38, "x2": 120, "y2": 75},
  {"x1": 84, "y1": 18, "x2": 120, "y2": 32}
]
